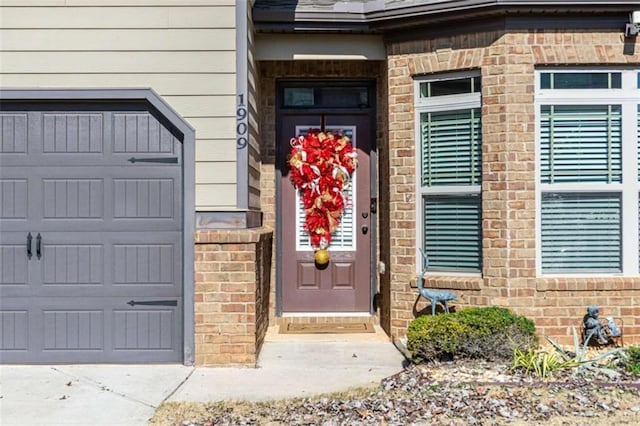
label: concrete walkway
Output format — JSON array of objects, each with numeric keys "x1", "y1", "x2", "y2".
[{"x1": 0, "y1": 326, "x2": 406, "y2": 426}]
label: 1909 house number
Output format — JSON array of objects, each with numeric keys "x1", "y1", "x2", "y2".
[{"x1": 237, "y1": 94, "x2": 248, "y2": 149}]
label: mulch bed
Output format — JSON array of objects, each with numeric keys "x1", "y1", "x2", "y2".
[{"x1": 150, "y1": 359, "x2": 640, "y2": 425}]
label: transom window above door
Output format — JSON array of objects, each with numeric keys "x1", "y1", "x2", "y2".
[{"x1": 280, "y1": 84, "x2": 372, "y2": 109}]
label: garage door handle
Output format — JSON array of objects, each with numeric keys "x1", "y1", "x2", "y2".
[
  {"x1": 36, "y1": 233, "x2": 42, "y2": 260},
  {"x1": 27, "y1": 232, "x2": 32, "y2": 259},
  {"x1": 127, "y1": 300, "x2": 178, "y2": 307}
]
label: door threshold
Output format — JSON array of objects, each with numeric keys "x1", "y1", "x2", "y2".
[
  {"x1": 265, "y1": 324, "x2": 389, "y2": 343},
  {"x1": 281, "y1": 312, "x2": 373, "y2": 317}
]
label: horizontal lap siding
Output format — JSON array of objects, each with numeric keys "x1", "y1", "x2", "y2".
[{"x1": 0, "y1": 2, "x2": 237, "y2": 210}]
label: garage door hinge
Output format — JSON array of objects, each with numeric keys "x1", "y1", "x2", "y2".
[
  {"x1": 126, "y1": 300, "x2": 178, "y2": 307},
  {"x1": 127, "y1": 157, "x2": 178, "y2": 164}
]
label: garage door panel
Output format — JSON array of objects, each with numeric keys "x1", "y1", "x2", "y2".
[
  {"x1": 42, "y1": 178, "x2": 104, "y2": 220},
  {"x1": 0, "y1": 297, "x2": 182, "y2": 363},
  {"x1": 1, "y1": 109, "x2": 182, "y2": 167},
  {"x1": 43, "y1": 309, "x2": 104, "y2": 351},
  {"x1": 22, "y1": 167, "x2": 180, "y2": 233},
  {"x1": 113, "y1": 112, "x2": 178, "y2": 154},
  {"x1": 31, "y1": 231, "x2": 181, "y2": 298},
  {"x1": 0, "y1": 178, "x2": 28, "y2": 220},
  {"x1": 0, "y1": 113, "x2": 27, "y2": 154},
  {"x1": 113, "y1": 308, "x2": 176, "y2": 351},
  {"x1": 0, "y1": 101, "x2": 184, "y2": 364},
  {"x1": 113, "y1": 243, "x2": 173, "y2": 286},
  {"x1": 113, "y1": 178, "x2": 175, "y2": 220},
  {"x1": 0, "y1": 310, "x2": 29, "y2": 351},
  {"x1": 42, "y1": 243, "x2": 104, "y2": 286},
  {"x1": 43, "y1": 113, "x2": 104, "y2": 154},
  {"x1": 0, "y1": 243, "x2": 29, "y2": 287}
]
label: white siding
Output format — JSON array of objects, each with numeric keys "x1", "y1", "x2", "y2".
[{"x1": 0, "y1": 1, "x2": 238, "y2": 211}]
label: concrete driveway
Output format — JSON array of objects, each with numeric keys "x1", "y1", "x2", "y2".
[{"x1": 0, "y1": 327, "x2": 406, "y2": 425}]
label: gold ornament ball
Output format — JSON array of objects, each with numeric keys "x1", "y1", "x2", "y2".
[{"x1": 314, "y1": 249, "x2": 330, "y2": 265}]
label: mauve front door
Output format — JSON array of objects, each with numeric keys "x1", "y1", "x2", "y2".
[{"x1": 279, "y1": 114, "x2": 371, "y2": 312}]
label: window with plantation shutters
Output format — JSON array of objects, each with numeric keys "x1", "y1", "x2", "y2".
[
  {"x1": 537, "y1": 69, "x2": 640, "y2": 276},
  {"x1": 421, "y1": 109, "x2": 481, "y2": 187},
  {"x1": 541, "y1": 193, "x2": 621, "y2": 272},
  {"x1": 416, "y1": 72, "x2": 483, "y2": 274},
  {"x1": 540, "y1": 105, "x2": 621, "y2": 184},
  {"x1": 424, "y1": 195, "x2": 481, "y2": 271}
]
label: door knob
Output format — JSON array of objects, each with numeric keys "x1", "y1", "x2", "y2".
[{"x1": 361, "y1": 225, "x2": 369, "y2": 234}]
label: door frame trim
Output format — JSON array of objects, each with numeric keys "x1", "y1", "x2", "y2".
[
  {"x1": 0, "y1": 88, "x2": 196, "y2": 365},
  {"x1": 274, "y1": 79, "x2": 377, "y2": 316}
]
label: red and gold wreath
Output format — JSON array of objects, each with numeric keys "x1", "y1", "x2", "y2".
[{"x1": 288, "y1": 130, "x2": 357, "y2": 252}]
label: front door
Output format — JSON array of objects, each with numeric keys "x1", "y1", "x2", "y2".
[{"x1": 279, "y1": 114, "x2": 371, "y2": 312}]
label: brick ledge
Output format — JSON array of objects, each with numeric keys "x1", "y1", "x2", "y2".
[
  {"x1": 194, "y1": 227, "x2": 273, "y2": 244},
  {"x1": 537, "y1": 278, "x2": 640, "y2": 292},
  {"x1": 419, "y1": 276, "x2": 483, "y2": 291}
]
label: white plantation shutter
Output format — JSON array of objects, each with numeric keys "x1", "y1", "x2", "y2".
[
  {"x1": 541, "y1": 193, "x2": 621, "y2": 272},
  {"x1": 423, "y1": 194, "x2": 482, "y2": 271},
  {"x1": 421, "y1": 109, "x2": 481, "y2": 186},
  {"x1": 540, "y1": 105, "x2": 622, "y2": 184},
  {"x1": 294, "y1": 126, "x2": 356, "y2": 251}
]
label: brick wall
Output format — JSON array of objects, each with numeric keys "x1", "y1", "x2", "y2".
[
  {"x1": 193, "y1": 228, "x2": 273, "y2": 366},
  {"x1": 387, "y1": 30, "x2": 640, "y2": 344}
]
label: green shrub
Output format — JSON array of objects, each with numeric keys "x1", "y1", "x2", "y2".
[
  {"x1": 621, "y1": 345, "x2": 640, "y2": 376},
  {"x1": 407, "y1": 307, "x2": 538, "y2": 363}
]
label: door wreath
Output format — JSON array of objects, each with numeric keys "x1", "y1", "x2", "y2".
[{"x1": 287, "y1": 130, "x2": 357, "y2": 265}]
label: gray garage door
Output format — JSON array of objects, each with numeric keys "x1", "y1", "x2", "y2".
[{"x1": 0, "y1": 102, "x2": 183, "y2": 363}]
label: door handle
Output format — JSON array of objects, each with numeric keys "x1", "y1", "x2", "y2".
[
  {"x1": 36, "y1": 233, "x2": 42, "y2": 260},
  {"x1": 361, "y1": 225, "x2": 369, "y2": 235},
  {"x1": 27, "y1": 232, "x2": 32, "y2": 259}
]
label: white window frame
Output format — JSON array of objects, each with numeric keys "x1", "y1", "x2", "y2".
[
  {"x1": 414, "y1": 71, "x2": 482, "y2": 276},
  {"x1": 535, "y1": 68, "x2": 640, "y2": 277}
]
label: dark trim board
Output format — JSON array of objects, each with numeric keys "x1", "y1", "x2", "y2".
[{"x1": 0, "y1": 88, "x2": 196, "y2": 365}]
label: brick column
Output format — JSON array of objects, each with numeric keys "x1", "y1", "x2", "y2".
[{"x1": 193, "y1": 228, "x2": 273, "y2": 366}]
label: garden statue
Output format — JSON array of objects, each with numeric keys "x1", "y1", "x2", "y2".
[
  {"x1": 606, "y1": 316, "x2": 621, "y2": 337},
  {"x1": 583, "y1": 305, "x2": 609, "y2": 345}
]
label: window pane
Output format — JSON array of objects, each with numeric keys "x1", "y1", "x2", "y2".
[
  {"x1": 421, "y1": 109, "x2": 482, "y2": 186},
  {"x1": 424, "y1": 194, "x2": 482, "y2": 272},
  {"x1": 541, "y1": 193, "x2": 621, "y2": 273},
  {"x1": 283, "y1": 88, "x2": 315, "y2": 107},
  {"x1": 282, "y1": 86, "x2": 369, "y2": 108},
  {"x1": 420, "y1": 77, "x2": 480, "y2": 97},
  {"x1": 318, "y1": 87, "x2": 369, "y2": 108},
  {"x1": 430, "y1": 78, "x2": 474, "y2": 97},
  {"x1": 540, "y1": 105, "x2": 622, "y2": 184},
  {"x1": 540, "y1": 72, "x2": 621, "y2": 89}
]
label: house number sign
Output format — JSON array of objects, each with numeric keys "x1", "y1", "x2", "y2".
[{"x1": 237, "y1": 94, "x2": 248, "y2": 149}]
